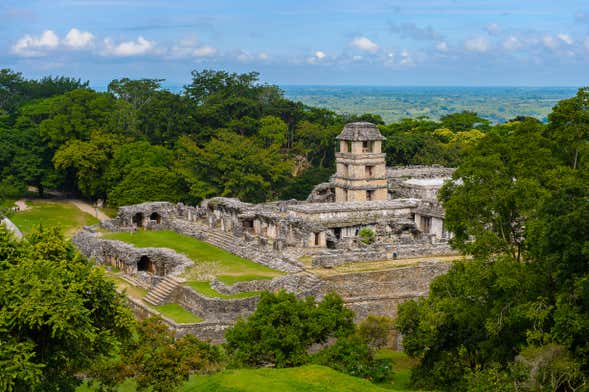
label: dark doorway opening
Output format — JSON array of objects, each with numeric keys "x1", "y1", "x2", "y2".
[
  {"x1": 150, "y1": 212, "x2": 161, "y2": 224},
  {"x1": 132, "y1": 213, "x2": 144, "y2": 228},
  {"x1": 137, "y1": 256, "x2": 154, "y2": 273}
]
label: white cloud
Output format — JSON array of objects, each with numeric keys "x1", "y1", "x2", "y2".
[
  {"x1": 103, "y1": 36, "x2": 155, "y2": 56},
  {"x1": 350, "y1": 36, "x2": 379, "y2": 53},
  {"x1": 399, "y1": 49, "x2": 413, "y2": 65},
  {"x1": 307, "y1": 50, "x2": 327, "y2": 64},
  {"x1": 557, "y1": 33, "x2": 573, "y2": 45},
  {"x1": 259, "y1": 52, "x2": 269, "y2": 60},
  {"x1": 436, "y1": 41, "x2": 448, "y2": 52},
  {"x1": 236, "y1": 50, "x2": 253, "y2": 62},
  {"x1": 542, "y1": 34, "x2": 559, "y2": 50},
  {"x1": 502, "y1": 36, "x2": 521, "y2": 51},
  {"x1": 13, "y1": 30, "x2": 59, "y2": 56},
  {"x1": 485, "y1": 23, "x2": 501, "y2": 35},
  {"x1": 315, "y1": 50, "x2": 326, "y2": 59},
  {"x1": 464, "y1": 36, "x2": 490, "y2": 52},
  {"x1": 192, "y1": 45, "x2": 216, "y2": 57},
  {"x1": 64, "y1": 28, "x2": 94, "y2": 49}
]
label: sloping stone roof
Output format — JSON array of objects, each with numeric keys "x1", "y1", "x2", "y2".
[{"x1": 336, "y1": 122, "x2": 386, "y2": 141}]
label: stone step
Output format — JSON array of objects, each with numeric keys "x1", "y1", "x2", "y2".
[{"x1": 143, "y1": 276, "x2": 181, "y2": 306}]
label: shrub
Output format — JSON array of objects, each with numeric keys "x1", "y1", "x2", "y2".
[
  {"x1": 357, "y1": 315, "x2": 395, "y2": 350},
  {"x1": 225, "y1": 291, "x2": 354, "y2": 368},
  {"x1": 358, "y1": 228, "x2": 375, "y2": 244},
  {"x1": 312, "y1": 335, "x2": 393, "y2": 383}
]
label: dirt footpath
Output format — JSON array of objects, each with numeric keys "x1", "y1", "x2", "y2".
[
  {"x1": 15, "y1": 200, "x2": 30, "y2": 211},
  {"x1": 68, "y1": 200, "x2": 111, "y2": 222}
]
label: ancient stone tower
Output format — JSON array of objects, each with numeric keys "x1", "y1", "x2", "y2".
[{"x1": 334, "y1": 122, "x2": 388, "y2": 202}]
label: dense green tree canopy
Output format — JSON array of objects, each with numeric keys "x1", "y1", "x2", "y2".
[
  {"x1": 0, "y1": 226, "x2": 134, "y2": 391},
  {"x1": 397, "y1": 97, "x2": 589, "y2": 391},
  {"x1": 225, "y1": 291, "x2": 354, "y2": 368}
]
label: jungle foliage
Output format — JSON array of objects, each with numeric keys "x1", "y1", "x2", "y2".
[
  {"x1": 2, "y1": 68, "x2": 500, "y2": 207},
  {"x1": 397, "y1": 88, "x2": 589, "y2": 391}
]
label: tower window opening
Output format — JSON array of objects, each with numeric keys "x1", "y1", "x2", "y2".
[
  {"x1": 365, "y1": 165, "x2": 374, "y2": 177},
  {"x1": 366, "y1": 190, "x2": 375, "y2": 201}
]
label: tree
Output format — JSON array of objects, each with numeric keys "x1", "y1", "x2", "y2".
[
  {"x1": 547, "y1": 87, "x2": 589, "y2": 170},
  {"x1": 440, "y1": 120, "x2": 554, "y2": 260},
  {"x1": 258, "y1": 115, "x2": 287, "y2": 147},
  {"x1": 225, "y1": 291, "x2": 354, "y2": 368},
  {"x1": 176, "y1": 131, "x2": 292, "y2": 203},
  {"x1": 107, "y1": 166, "x2": 185, "y2": 206},
  {"x1": 37, "y1": 89, "x2": 117, "y2": 148},
  {"x1": 396, "y1": 258, "x2": 546, "y2": 391},
  {"x1": 440, "y1": 111, "x2": 490, "y2": 132},
  {"x1": 0, "y1": 226, "x2": 134, "y2": 391},
  {"x1": 94, "y1": 317, "x2": 224, "y2": 392},
  {"x1": 52, "y1": 131, "x2": 121, "y2": 199}
]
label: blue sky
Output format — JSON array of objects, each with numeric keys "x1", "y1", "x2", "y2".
[{"x1": 1, "y1": 0, "x2": 589, "y2": 87}]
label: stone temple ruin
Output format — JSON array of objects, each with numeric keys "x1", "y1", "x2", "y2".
[{"x1": 74, "y1": 122, "x2": 458, "y2": 342}]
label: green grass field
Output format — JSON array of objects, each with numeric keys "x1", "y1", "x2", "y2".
[
  {"x1": 183, "y1": 365, "x2": 394, "y2": 392},
  {"x1": 102, "y1": 230, "x2": 282, "y2": 281},
  {"x1": 107, "y1": 275, "x2": 148, "y2": 299},
  {"x1": 10, "y1": 200, "x2": 99, "y2": 237},
  {"x1": 186, "y1": 281, "x2": 261, "y2": 299},
  {"x1": 375, "y1": 350, "x2": 421, "y2": 390},
  {"x1": 155, "y1": 303, "x2": 204, "y2": 324}
]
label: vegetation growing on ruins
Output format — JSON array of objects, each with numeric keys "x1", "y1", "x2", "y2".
[{"x1": 1, "y1": 66, "x2": 588, "y2": 391}]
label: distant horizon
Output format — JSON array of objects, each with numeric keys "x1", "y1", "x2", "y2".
[{"x1": 87, "y1": 81, "x2": 582, "y2": 92}]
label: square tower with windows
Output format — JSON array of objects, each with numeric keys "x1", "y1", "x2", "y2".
[{"x1": 334, "y1": 122, "x2": 388, "y2": 202}]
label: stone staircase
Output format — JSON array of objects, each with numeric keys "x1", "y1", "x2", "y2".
[
  {"x1": 144, "y1": 276, "x2": 181, "y2": 306},
  {"x1": 204, "y1": 229, "x2": 302, "y2": 273}
]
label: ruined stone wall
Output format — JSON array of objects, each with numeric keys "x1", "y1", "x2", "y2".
[
  {"x1": 73, "y1": 228, "x2": 193, "y2": 278},
  {"x1": 322, "y1": 261, "x2": 452, "y2": 320},
  {"x1": 170, "y1": 286, "x2": 259, "y2": 322},
  {"x1": 126, "y1": 296, "x2": 231, "y2": 343},
  {"x1": 386, "y1": 165, "x2": 455, "y2": 179},
  {"x1": 312, "y1": 241, "x2": 458, "y2": 268}
]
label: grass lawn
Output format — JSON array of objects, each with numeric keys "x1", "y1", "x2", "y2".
[
  {"x1": 100, "y1": 206, "x2": 119, "y2": 218},
  {"x1": 102, "y1": 230, "x2": 282, "y2": 280},
  {"x1": 216, "y1": 274, "x2": 273, "y2": 285},
  {"x1": 155, "y1": 303, "x2": 203, "y2": 324},
  {"x1": 108, "y1": 275, "x2": 148, "y2": 299},
  {"x1": 375, "y1": 350, "x2": 421, "y2": 391},
  {"x1": 10, "y1": 200, "x2": 99, "y2": 237},
  {"x1": 183, "y1": 365, "x2": 395, "y2": 392},
  {"x1": 186, "y1": 281, "x2": 261, "y2": 299}
]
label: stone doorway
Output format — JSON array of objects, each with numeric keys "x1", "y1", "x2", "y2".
[
  {"x1": 150, "y1": 212, "x2": 161, "y2": 224},
  {"x1": 132, "y1": 212, "x2": 144, "y2": 228},
  {"x1": 137, "y1": 255, "x2": 155, "y2": 273}
]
